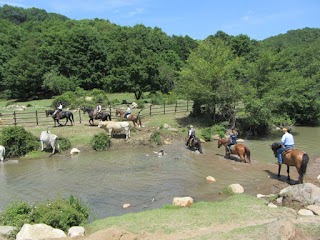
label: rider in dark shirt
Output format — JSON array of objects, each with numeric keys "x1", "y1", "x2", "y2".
[{"x1": 227, "y1": 129, "x2": 238, "y2": 153}]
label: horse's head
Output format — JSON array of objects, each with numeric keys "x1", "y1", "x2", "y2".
[
  {"x1": 45, "y1": 110, "x2": 51, "y2": 117},
  {"x1": 271, "y1": 142, "x2": 281, "y2": 157},
  {"x1": 115, "y1": 109, "x2": 121, "y2": 116}
]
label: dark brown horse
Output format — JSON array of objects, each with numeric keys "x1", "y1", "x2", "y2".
[
  {"x1": 45, "y1": 110, "x2": 74, "y2": 127},
  {"x1": 271, "y1": 142, "x2": 309, "y2": 184},
  {"x1": 82, "y1": 107, "x2": 111, "y2": 125},
  {"x1": 116, "y1": 109, "x2": 142, "y2": 128},
  {"x1": 217, "y1": 138, "x2": 251, "y2": 163}
]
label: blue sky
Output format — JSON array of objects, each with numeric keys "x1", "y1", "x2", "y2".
[{"x1": 0, "y1": 0, "x2": 319, "y2": 40}]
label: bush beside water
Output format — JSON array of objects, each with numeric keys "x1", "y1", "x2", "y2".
[
  {"x1": 91, "y1": 133, "x2": 111, "y2": 151},
  {"x1": 0, "y1": 195, "x2": 89, "y2": 238}
]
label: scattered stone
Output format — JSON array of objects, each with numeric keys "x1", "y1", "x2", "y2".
[
  {"x1": 228, "y1": 183, "x2": 244, "y2": 194},
  {"x1": 172, "y1": 197, "x2": 193, "y2": 207},
  {"x1": 68, "y1": 226, "x2": 85, "y2": 237},
  {"x1": 206, "y1": 176, "x2": 216, "y2": 182},
  {"x1": 268, "y1": 202, "x2": 278, "y2": 208},
  {"x1": 70, "y1": 148, "x2": 80, "y2": 154},
  {"x1": 123, "y1": 203, "x2": 131, "y2": 209},
  {"x1": 298, "y1": 209, "x2": 314, "y2": 216},
  {"x1": 317, "y1": 175, "x2": 320, "y2": 181},
  {"x1": 307, "y1": 205, "x2": 320, "y2": 215},
  {"x1": 16, "y1": 223, "x2": 66, "y2": 240},
  {"x1": 276, "y1": 197, "x2": 283, "y2": 204},
  {"x1": 257, "y1": 194, "x2": 266, "y2": 198},
  {"x1": 0, "y1": 226, "x2": 15, "y2": 235},
  {"x1": 280, "y1": 183, "x2": 320, "y2": 206}
]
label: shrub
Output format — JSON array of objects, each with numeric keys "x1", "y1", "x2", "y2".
[
  {"x1": 150, "y1": 131, "x2": 162, "y2": 146},
  {"x1": 0, "y1": 126, "x2": 38, "y2": 157},
  {"x1": 59, "y1": 137, "x2": 71, "y2": 151},
  {"x1": 91, "y1": 132, "x2": 111, "y2": 151},
  {"x1": 0, "y1": 195, "x2": 90, "y2": 235},
  {"x1": 201, "y1": 127, "x2": 214, "y2": 142},
  {"x1": 150, "y1": 92, "x2": 164, "y2": 105}
]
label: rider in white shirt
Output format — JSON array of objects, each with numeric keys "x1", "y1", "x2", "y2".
[
  {"x1": 95, "y1": 103, "x2": 102, "y2": 118},
  {"x1": 54, "y1": 102, "x2": 63, "y2": 120},
  {"x1": 124, "y1": 105, "x2": 131, "y2": 118},
  {"x1": 277, "y1": 127, "x2": 295, "y2": 164}
]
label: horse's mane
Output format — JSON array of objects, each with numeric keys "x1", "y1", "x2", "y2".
[{"x1": 271, "y1": 142, "x2": 281, "y2": 150}]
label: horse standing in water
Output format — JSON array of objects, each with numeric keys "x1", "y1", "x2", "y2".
[
  {"x1": 271, "y1": 142, "x2": 309, "y2": 184},
  {"x1": 187, "y1": 137, "x2": 203, "y2": 154},
  {"x1": 217, "y1": 138, "x2": 251, "y2": 163},
  {"x1": 45, "y1": 110, "x2": 74, "y2": 127},
  {"x1": 82, "y1": 107, "x2": 111, "y2": 125},
  {"x1": 116, "y1": 109, "x2": 142, "y2": 128}
]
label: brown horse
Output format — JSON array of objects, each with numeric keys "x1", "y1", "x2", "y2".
[
  {"x1": 115, "y1": 109, "x2": 142, "y2": 128},
  {"x1": 271, "y1": 142, "x2": 309, "y2": 184},
  {"x1": 217, "y1": 138, "x2": 251, "y2": 163}
]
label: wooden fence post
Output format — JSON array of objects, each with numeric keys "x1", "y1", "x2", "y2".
[
  {"x1": 175, "y1": 101, "x2": 177, "y2": 113},
  {"x1": 13, "y1": 111, "x2": 17, "y2": 125},
  {"x1": 36, "y1": 110, "x2": 39, "y2": 125},
  {"x1": 78, "y1": 109, "x2": 82, "y2": 124},
  {"x1": 187, "y1": 101, "x2": 189, "y2": 112},
  {"x1": 149, "y1": 105, "x2": 152, "y2": 116},
  {"x1": 164, "y1": 103, "x2": 166, "y2": 114}
]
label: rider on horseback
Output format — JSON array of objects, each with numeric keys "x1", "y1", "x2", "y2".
[
  {"x1": 277, "y1": 127, "x2": 295, "y2": 164},
  {"x1": 186, "y1": 125, "x2": 196, "y2": 146},
  {"x1": 227, "y1": 129, "x2": 238, "y2": 154},
  {"x1": 94, "y1": 102, "x2": 102, "y2": 118},
  {"x1": 53, "y1": 102, "x2": 63, "y2": 120},
  {"x1": 124, "y1": 104, "x2": 131, "y2": 119}
]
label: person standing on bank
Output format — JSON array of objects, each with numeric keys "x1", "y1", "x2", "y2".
[{"x1": 277, "y1": 127, "x2": 295, "y2": 164}]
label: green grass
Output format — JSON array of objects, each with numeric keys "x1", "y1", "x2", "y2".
[{"x1": 85, "y1": 194, "x2": 288, "y2": 236}]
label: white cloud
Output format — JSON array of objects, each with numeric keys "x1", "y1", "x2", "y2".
[{"x1": 127, "y1": 7, "x2": 144, "y2": 17}]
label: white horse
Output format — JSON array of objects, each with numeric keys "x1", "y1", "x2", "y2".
[
  {"x1": 0, "y1": 145, "x2": 5, "y2": 162},
  {"x1": 98, "y1": 120, "x2": 131, "y2": 140},
  {"x1": 40, "y1": 128, "x2": 60, "y2": 156}
]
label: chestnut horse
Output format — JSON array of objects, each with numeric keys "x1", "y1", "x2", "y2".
[
  {"x1": 115, "y1": 109, "x2": 142, "y2": 128},
  {"x1": 271, "y1": 142, "x2": 309, "y2": 184},
  {"x1": 217, "y1": 138, "x2": 251, "y2": 163}
]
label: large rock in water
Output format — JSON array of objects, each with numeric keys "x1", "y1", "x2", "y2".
[
  {"x1": 279, "y1": 183, "x2": 320, "y2": 206},
  {"x1": 16, "y1": 223, "x2": 66, "y2": 240},
  {"x1": 172, "y1": 197, "x2": 194, "y2": 207}
]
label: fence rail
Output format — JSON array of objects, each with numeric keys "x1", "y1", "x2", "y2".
[{"x1": 0, "y1": 101, "x2": 192, "y2": 127}]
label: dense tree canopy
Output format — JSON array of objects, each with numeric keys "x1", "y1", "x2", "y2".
[{"x1": 0, "y1": 5, "x2": 319, "y2": 131}]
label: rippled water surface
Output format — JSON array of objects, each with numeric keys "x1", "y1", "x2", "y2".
[{"x1": 0, "y1": 126, "x2": 319, "y2": 221}]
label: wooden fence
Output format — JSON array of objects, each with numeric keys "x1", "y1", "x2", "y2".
[{"x1": 0, "y1": 101, "x2": 192, "y2": 127}]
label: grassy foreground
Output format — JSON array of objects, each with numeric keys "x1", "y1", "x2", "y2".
[{"x1": 83, "y1": 194, "x2": 320, "y2": 239}]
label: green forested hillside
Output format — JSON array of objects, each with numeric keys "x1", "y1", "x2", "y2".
[{"x1": 0, "y1": 4, "x2": 319, "y2": 131}]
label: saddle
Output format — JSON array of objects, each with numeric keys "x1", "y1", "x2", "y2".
[{"x1": 282, "y1": 148, "x2": 294, "y2": 155}]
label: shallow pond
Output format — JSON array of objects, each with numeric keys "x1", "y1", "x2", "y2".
[{"x1": 0, "y1": 126, "x2": 319, "y2": 222}]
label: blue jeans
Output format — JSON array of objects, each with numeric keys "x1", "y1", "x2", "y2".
[{"x1": 277, "y1": 145, "x2": 294, "y2": 164}]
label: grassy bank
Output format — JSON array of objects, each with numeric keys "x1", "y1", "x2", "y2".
[{"x1": 83, "y1": 194, "x2": 320, "y2": 239}]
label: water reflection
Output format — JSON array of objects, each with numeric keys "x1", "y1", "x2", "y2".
[{"x1": 0, "y1": 126, "x2": 319, "y2": 222}]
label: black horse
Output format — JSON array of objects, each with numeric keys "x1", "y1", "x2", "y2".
[
  {"x1": 45, "y1": 110, "x2": 75, "y2": 127},
  {"x1": 82, "y1": 107, "x2": 111, "y2": 125},
  {"x1": 188, "y1": 137, "x2": 203, "y2": 154}
]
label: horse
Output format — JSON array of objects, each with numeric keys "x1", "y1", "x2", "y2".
[
  {"x1": 271, "y1": 142, "x2": 309, "y2": 184},
  {"x1": 187, "y1": 137, "x2": 203, "y2": 154},
  {"x1": 40, "y1": 128, "x2": 60, "y2": 156},
  {"x1": 45, "y1": 110, "x2": 74, "y2": 127},
  {"x1": 98, "y1": 120, "x2": 131, "y2": 140},
  {"x1": 82, "y1": 107, "x2": 111, "y2": 125},
  {"x1": 115, "y1": 109, "x2": 142, "y2": 128},
  {"x1": 217, "y1": 138, "x2": 251, "y2": 163},
  {"x1": 0, "y1": 145, "x2": 5, "y2": 162}
]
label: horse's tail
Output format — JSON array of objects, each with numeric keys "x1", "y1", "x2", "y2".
[
  {"x1": 71, "y1": 112, "x2": 75, "y2": 125},
  {"x1": 137, "y1": 109, "x2": 142, "y2": 127},
  {"x1": 301, "y1": 153, "x2": 309, "y2": 177},
  {"x1": 245, "y1": 146, "x2": 251, "y2": 163}
]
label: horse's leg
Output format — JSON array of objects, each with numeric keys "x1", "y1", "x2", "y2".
[
  {"x1": 277, "y1": 164, "x2": 282, "y2": 177},
  {"x1": 286, "y1": 165, "x2": 290, "y2": 181}
]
